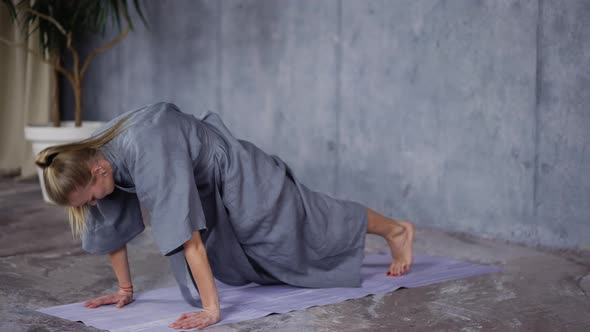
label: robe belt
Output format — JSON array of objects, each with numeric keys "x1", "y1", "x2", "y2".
[{"x1": 169, "y1": 251, "x2": 201, "y2": 307}]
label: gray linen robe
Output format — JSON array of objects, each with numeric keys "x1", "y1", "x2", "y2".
[{"x1": 83, "y1": 102, "x2": 368, "y2": 305}]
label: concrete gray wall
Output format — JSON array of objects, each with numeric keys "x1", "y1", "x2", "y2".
[{"x1": 63, "y1": 0, "x2": 590, "y2": 251}]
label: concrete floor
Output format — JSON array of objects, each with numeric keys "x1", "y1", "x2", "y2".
[{"x1": 0, "y1": 177, "x2": 589, "y2": 332}]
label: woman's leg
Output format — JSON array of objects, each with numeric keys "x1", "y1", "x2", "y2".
[{"x1": 367, "y1": 208, "x2": 414, "y2": 276}]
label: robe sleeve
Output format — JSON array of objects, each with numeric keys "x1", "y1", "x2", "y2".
[
  {"x1": 127, "y1": 112, "x2": 208, "y2": 256},
  {"x1": 82, "y1": 189, "x2": 145, "y2": 255}
]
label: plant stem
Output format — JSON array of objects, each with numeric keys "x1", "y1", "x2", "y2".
[
  {"x1": 69, "y1": 46, "x2": 82, "y2": 127},
  {"x1": 51, "y1": 52, "x2": 61, "y2": 127},
  {"x1": 5, "y1": 0, "x2": 136, "y2": 128},
  {"x1": 76, "y1": 26, "x2": 131, "y2": 127},
  {"x1": 80, "y1": 27, "x2": 130, "y2": 79},
  {"x1": 22, "y1": 8, "x2": 67, "y2": 36},
  {"x1": 73, "y1": 80, "x2": 82, "y2": 127}
]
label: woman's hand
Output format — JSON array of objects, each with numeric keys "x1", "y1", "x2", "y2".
[
  {"x1": 170, "y1": 231, "x2": 221, "y2": 329},
  {"x1": 83, "y1": 288, "x2": 134, "y2": 309},
  {"x1": 169, "y1": 308, "x2": 220, "y2": 330}
]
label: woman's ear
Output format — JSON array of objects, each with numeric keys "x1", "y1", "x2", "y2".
[
  {"x1": 97, "y1": 159, "x2": 111, "y2": 174},
  {"x1": 90, "y1": 162, "x2": 103, "y2": 177}
]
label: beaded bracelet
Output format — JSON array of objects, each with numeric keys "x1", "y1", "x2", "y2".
[{"x1": 119, "y1": 285, "x2": 134, "y2": 293}]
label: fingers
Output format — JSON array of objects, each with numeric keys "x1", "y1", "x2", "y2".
[
  {"x1": 84, "y1": 297, "x2": 102, "y2": 308},
  {"x1": 82, "y1": 293, "x2": 130, "y2": 309},
  {"x1": 196, "y1": 321, "x2": 211, "y2": 330},
  {"x1": 169, "y1": 311, "x2": 218, "y2": 330},
  {"x1": 84, "y1": 295, "x2": 115, "y2": 308}
]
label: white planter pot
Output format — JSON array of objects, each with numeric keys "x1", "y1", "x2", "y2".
[{"x1": 24, "y1": 121, "x2": 106, "y2": 204}]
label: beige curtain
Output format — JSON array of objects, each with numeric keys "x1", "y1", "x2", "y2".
[{"x1": 0, "y1": 4, "x2": 51, "y2": 178}]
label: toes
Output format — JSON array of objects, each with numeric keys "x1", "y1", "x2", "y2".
[
  {"x1": 387, "y1": 264, "x2": 395, "y2": 276},
  {"x1": 398, "y1": 264, "x2": 409, "y2": 275},
  {"x1": 387, "y1": 261, "x2": 416, "y2": 277},
  {"x1": 388, "y1": 264, "x2": 407, "y2": 277}
]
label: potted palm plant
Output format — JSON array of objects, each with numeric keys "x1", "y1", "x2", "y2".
[{"x1": 1, "y1": 0, "x2": 147, "y2": 203}]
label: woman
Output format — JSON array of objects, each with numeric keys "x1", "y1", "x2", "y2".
[{"x1": 35, "y1": 102, "x2": 414, "y2": 330}]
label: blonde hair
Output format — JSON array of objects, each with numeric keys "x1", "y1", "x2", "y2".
[{"x1": 35, "y1": 116, "x2": 132, "y2": 237}]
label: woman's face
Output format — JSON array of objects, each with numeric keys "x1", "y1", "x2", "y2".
[{"x1": 67, "y1": 159, "x2": 115, "y2": 207}]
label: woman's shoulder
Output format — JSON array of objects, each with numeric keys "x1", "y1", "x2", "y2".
[
  {"x1": 94, "y1": 102, "x2": 187, "y2": 135},
  {"x1": 117, "y1": 101, "x2": 183, "y2": 125}
]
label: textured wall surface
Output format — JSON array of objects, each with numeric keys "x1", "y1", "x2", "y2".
[{"x1": 62, "y1": 0, "x2": 590, "y2": 250}]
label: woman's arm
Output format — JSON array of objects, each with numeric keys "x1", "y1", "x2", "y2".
[
  {"x1": 169, "y1": 231, "x2": 220, "y2": 330},
  {"x1": 109, "y1": 245, "x2": 133, "y2": 292},
  {"x1": 83, "y1": 245, "x2": 134, "y2": 309}
]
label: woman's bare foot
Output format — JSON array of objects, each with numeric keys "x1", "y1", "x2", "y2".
[{"x1": 385, "y1": 220, "x2": 414, "y2": 276}]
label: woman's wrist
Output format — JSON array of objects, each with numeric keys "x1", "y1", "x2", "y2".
[
  {"x1": 118, "y1": 284, "x2": 133, "y2": 293},
  {"x1": 203, "y1": 306, "x2": 221, "y2": 319}
]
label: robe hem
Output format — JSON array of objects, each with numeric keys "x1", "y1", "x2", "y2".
[{"x1": 82, "y1": 223, "x2": 145, "y2": 255}]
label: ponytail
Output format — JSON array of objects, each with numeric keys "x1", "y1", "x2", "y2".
[{"x1": 35, "y1": 115, "x2": 133, "y2": 237}]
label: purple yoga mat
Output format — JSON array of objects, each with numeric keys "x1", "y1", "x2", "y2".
[{"x1": 37, "y1": 254, "x2": 501, "y2": 331}]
